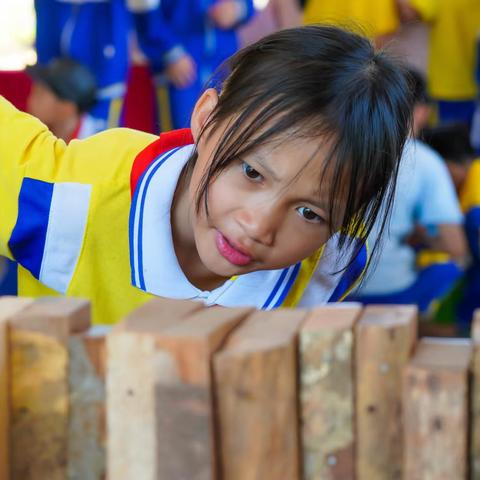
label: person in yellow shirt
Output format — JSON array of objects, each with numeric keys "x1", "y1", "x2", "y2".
[
  {"x1": 303, "y1": 0, "x2": 400, "y2": 44},
  {"x1": 0, "y1": 26, "x2": 413, "y2": 325},
  {"x1": 406, "y1": 0, "x2": 480, "y2": 126}
]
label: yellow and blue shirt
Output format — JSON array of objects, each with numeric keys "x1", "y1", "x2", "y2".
[{"x1": 0, "y1": 96, "x2": 367, "y2": 324}]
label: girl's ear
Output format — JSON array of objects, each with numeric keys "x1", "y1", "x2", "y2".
[{"x1": 190, "y1": 88, "x2": 219, "y2": 143}]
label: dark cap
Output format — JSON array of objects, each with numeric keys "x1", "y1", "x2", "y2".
[{"x1": 27, "y1": 57, "x2": 97, "y2": 113}]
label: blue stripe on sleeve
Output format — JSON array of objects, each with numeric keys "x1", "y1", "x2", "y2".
[
  {"x1": 328, "y1": 243, "x2": 368, "y2": 303},
  {"x1": 8, "y1": 178, "x2": 54, "y2": 280},
  {"x1": 136, "y1": 148, "x2": 180, "y2": 290}
]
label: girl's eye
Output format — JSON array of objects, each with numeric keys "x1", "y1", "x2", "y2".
[
  {"x1": 297, "y1": 206, "x2": 324, "y2": 223},
  {"x1": 242, "y1": 162, "x2": 263, "y2": 181}
]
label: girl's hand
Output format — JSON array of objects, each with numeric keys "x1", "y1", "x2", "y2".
[
  {"x1": 166, "y1": 54, "x2": 197, "y2": 89},
  {"x1": 208, "y1": 1, "x2": 243, "y2": 30}
]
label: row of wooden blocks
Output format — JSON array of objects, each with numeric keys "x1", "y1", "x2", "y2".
[{"x1": 0, "y1": 296, "x2": 479, "y2": 479}]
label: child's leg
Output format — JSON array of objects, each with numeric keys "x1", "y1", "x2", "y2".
[
  {"x1": 153, "y1": 75, "x2": 174, "y2": 134},
  {"x1": 350, "y1": 262, "x2": 462, "y2": 315},
  {"x1": 436, "y1": 99, "x2": 476, "y2": 126}
]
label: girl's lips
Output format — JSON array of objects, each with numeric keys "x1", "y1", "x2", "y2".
[{"x1": 215, "y1": 231, "x2": 252, "y2": 266}]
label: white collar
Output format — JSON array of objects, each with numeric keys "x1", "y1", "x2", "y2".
[{"x1": 129, "y1": 145, "x2": 302, "y2": 310}]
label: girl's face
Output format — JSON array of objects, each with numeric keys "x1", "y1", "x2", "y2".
[{"x1": 184, "y1": 89, "x2": 343, "y2": 282}]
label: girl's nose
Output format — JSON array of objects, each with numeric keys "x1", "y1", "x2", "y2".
[{"x1": 236, "y1": 204, "x2": 277, "y2": 247}]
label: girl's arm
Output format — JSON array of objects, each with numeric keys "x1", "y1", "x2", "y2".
[{"x1": 0, "y1": 96, "x2": 156, "y2": 285}]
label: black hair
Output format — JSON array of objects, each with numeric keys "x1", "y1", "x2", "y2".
[
  {"x1": 406, "y1": 67, "x2": 430, "y2": 105},
  {"x1": 187, "y1": 25, "x2": 413, "y2": 274},
  {"x1": 422, "y1": 123, "x2": 475, "y2": 164}
]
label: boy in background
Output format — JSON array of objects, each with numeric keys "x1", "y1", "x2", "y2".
[
  {"x1": 27, "y1": 57, "x2": 97, "y2": 142},
  {"x1": 423, "y1": 123, "x2": 479, "y2": 332}
]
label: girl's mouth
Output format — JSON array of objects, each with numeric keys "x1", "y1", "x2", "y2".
[{"x1": 215, "y1": 231, "x2": 252, "y2": 266}]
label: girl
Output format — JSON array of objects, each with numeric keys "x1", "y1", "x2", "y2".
[{"x1": 0, "y1": 26, "x2": 413, "y2": 324}]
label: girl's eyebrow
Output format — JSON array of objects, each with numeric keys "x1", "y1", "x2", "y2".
[
  {"x1": 252, "y1": 153, "x2": 330, "y2": 209},
  {"x1": 250, "y1": 153, "x2": 280, "y2": 182}
]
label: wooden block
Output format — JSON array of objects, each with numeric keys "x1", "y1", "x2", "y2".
[
  {"x1": 154, "y1": 305, "x2": 252, "y2": 480},
  {"x1": 213, "y1": 308, "x2": 307, "y2": 480},
  {"x1": 9, "y1": 297, "x2": 90, "y2": 480},
  {"x1": 68, "y1": 331, "x2": 107, "y2": 480},
  {"x1": 472, "y1": 310, "x2": 480, "y2": 478},
  {"x1": 300, "y1": 305, "x2": 362, "y2": 480},
  {"x1": 0, "y1": 297, "x2": 34, "y2": 480},
  {"x1": 107, "y1": 298, "x2": 205, "y2": 480},
  {"x1": 404, "y1": 338, "x2": 472, "y2": 480},
  {"x1": 355, "y1": 305, "x2": 417, "y2": 480}
]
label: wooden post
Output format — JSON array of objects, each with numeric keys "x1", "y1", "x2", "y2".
[
  {"x1": 403, "y1": 337, "x2": 472, "y2": 479},
  {"x1": 355, "y1": 305, "x2": 417, "y2": 480},
  {"x1": 300, "y1": 305, "x2": 361, "y2": 480},
  {"x1": 213, "y1": 308, "x2": 307, "y2": 480},
  {"x1": 106, "y1": 298, "x2": 204, "y2": 480},
  {"x1": 9, "y1": 297, "x2": 90, "y2": 480},
  {"x1": 0, "y1": 297, "x2": 33, "y2": 480},
  {"x1": 471, "y1": 310, "x2": 480, "y2": 478},
  {"x1": 68, "y1": 330, "x2": 107, "y2": 480},
  {"x1": 153, "y1": 305, "x2": 251, "y2": 480}
]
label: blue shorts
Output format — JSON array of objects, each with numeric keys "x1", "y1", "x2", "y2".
[
  {"x1": 349, "y1": 262, "x2": 462, "y2": 315},
  {"x1": 437, "y1": 100, "x2": 476, "y2": 126}
]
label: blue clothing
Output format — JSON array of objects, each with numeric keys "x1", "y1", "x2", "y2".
[
  {"x1": 457, "y1": 206, "x2": 480, "y2": 327},
  {"x1": 357, "y1": 138, "x2": 463, "y2": 296},
  {"x1": 350, "y1": 262, "x2": 462, "y2": 315},
  {"x1": 437, "y1": 99, "x2": 476, "y2": 126},
  {"x1": 0, "y1": 258, "x2": 17, "y2": 296},
  {"x1": 34, "y1": 0, "x2": 132, "y2": 129},
  {"x1": 131, "y1": 0, "x2": 254, "y2": 129}
]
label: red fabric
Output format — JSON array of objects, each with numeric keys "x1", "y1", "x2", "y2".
[
  {"x1": 122, "y1": 64, "x2": 157, "y2": 134},
  {"x1": 0, "y1": 65, "x2": 157, "y2": 132},
  {"x1": 0, "y1": 70, "x2": 32, "y2": 111},
  {"x1": 68, "y1": 119, "x2": 82, "y2": 142},
  {"x1": 130, "y1": 128, "x2": 194, "y2": 196}
]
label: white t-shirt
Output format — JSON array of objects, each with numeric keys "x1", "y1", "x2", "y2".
[{"x1": 358, "y1": 138, "x2": 463, "y2": 295}]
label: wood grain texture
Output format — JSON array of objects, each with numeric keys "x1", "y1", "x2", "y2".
[
  {"x1": 403, "y1": 337, "x2": 472, "y2": 480},
  {"x1": 107, "y1": 298, "x2": 204, "y2": 480},
  {"x1": 0, "y1": 297, "x2": 34, "y2": 480},
  {"x1": 154, "y1": 306, "x2": 251, "y2": 480},
  {"x1": 355, "y1": 305, "x2": 417, "y2": 480},
  {"x1": 300, "y1": 305, "x2": 361, "y2": 480},
  {"x1": 68, "y1": 333, "x2": 106, "y2": 480},
  {"x1": 214, "y1": 308, "x2": 307, "y2": 480},
  {"x1": 472, "y1": 310, "x2": 480, "y2": 478},
  {"x1": 9, "y1": 298, "x2": 90, "y2": 480}
]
